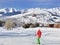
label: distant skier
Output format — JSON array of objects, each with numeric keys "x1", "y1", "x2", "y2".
[{"x1": 36, "y1": 29, "x2": 42, "y2": 44}]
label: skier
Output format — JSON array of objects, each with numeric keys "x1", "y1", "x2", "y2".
[{"x1": 36, "y1": 29, "x2": 42, "y2": 44}]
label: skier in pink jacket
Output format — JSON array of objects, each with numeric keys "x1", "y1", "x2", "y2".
[{"x1": 36, "y1": 29, "x2": 42, "y2": 44}]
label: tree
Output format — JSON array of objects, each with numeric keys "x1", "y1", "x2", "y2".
[
  {"x1": 4, "y1": 20, "x2": 16, "y2": 30},
  {"x1": 0, "y1": 20, "x2": 5, "y2": 27}
]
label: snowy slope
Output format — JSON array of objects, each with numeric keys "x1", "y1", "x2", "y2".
[
  {"x1": 0, "y1": 7, "x2": 60, "y2": 24},
  {"x1": 0, "y1": 27, "x2": 60, "y2": 45}
]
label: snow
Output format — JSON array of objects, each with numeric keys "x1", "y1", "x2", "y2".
[
  {"x1": 0, "y1": 8, "x2": 17, "y2": 13},
  {"x1": 0, "y1": 7, "x2": 60, "y2": 45},
  {"x1": 0, "y1": 7, "x2": 60, "y2": 24},
  {"x1": 0, "y1": 14, "x2": 2, "y2": 16},
  {"x1": 0, "y1": 27, "x2": 60, "y2": 45}
]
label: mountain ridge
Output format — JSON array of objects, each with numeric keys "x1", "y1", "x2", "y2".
[{"x1": 0, "y1": 7, "x2": 60, "y2": 24}]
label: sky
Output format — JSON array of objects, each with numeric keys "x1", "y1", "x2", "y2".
[{"x1": 0, "y1": 0, "x2": 60, "y2": 9}]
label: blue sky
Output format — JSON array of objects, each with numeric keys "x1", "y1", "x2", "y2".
[{"x1": 0, "y1": 0, "x2": 60, "y2": 9}]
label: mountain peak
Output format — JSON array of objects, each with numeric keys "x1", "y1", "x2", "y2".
[
  {"x1": 0, "y1": 8, "x2": 17, "y2": 13},
  {"x1": 9, "y1": 8, "x2": 17, "y2": 13}
]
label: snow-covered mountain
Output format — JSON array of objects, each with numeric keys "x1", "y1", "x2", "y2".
[
  {"x1": 0, "y1": 8, "x2": 21, "y2": 16},
  {"x1": 0, "y1": 7, "x2": 60, "y2": 24}
]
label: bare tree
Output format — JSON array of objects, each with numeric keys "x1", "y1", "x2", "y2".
[{"x1": 4, "y1": 20, "x2": 16, "y2": 30}]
